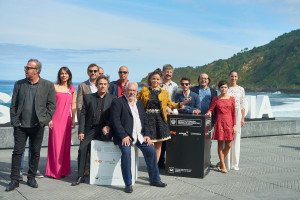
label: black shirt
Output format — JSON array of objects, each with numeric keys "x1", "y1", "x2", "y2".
[
  {"x1": 93, "y1": 93, "x2": 105, "y2": 126},
  {"x1": 20, "y1": 79, "x2": 39, "y2": 128}
]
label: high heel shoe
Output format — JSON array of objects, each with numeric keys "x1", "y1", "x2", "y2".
[{"x1": 216, "y1": 162, "x2": 221, "y2": 171}]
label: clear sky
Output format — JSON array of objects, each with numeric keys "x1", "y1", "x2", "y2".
[{"x1": 0, "y1": 0, "x2": 299, "y2": 82}]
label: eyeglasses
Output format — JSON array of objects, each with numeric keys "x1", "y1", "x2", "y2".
[
  {"x1": 180, "y1": 83, "x2": 189, "y2": 86},
  {"x1": 89, "y1": 70, "x2": 98, "y2": 73},
  {"x1": 24, "y1": 66, "x2": 37, "y2": 70},
  {"x1": 118, "y1": 71, "x2": 128, "y2": 74},
  {"x1": 200, "y1": 78, "x2": 208, "y2": 80}
]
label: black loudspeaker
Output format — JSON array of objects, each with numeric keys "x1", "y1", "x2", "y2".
[{"x1": 166, "y1": 114, "x2": 211, "y2": 178}]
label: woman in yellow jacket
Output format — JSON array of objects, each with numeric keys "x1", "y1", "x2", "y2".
[{"x1": 137, "y1": 68, "x2": 189, "y2": 162}]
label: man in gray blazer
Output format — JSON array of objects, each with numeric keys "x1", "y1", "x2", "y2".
[
  {"x1": 76, "y1": 63, "x2": 100, "y2": 122},
  {"x1": 6, "y1": 59, "x2": 56, "y2": 192}
]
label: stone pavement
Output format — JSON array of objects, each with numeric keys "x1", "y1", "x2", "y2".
[{"x1": 1, "y1": 135, "x2": 300, "y2": 200}]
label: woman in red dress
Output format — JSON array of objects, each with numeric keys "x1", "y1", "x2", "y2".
[{"x1": 206, "y1": 80, "x2": 236, "y2": 173}]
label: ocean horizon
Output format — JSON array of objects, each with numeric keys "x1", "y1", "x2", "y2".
[{"x1": 1, "y1": 80, "x2": 300, "y2": 119}]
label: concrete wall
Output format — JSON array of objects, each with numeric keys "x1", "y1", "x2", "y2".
[
  {"x1": 242, "y1": 118, "x2": 300, "y2": 138},
  {"x1": 0, "y1": 126, "x2": 80, "y2": 149},
  {"x1": 0, "y1": 118, "x2": 300, "y2": 149}
]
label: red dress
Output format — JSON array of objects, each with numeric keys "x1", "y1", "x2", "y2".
[{"x1": 208, "y1": 96, "x2": 236, "y2": 141}]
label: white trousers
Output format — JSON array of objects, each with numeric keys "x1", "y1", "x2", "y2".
[{"x1": 225, "y1": 116, "x2": 241, "y2": 170}]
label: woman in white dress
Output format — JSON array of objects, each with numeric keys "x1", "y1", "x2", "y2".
[{"x1": 225, "y1": 70, "x2": 245, "y2": 170}]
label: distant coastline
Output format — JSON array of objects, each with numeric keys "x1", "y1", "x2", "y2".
[
  {"x1": 1, "y1": 80, "x2": 300, "y2": 94},
  {"x1": 137, "y1": 82, "x2": 300, "y2": 94}
]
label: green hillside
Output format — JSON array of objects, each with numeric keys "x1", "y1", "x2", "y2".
[{"x1": 140, "y1": 29, "x2": 300, "y2": 92}]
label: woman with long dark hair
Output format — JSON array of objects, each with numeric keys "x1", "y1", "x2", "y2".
[
  {"x1": 137, "y1": 68, "x2": 189, "y2": 162},
  {"x1": 45, "y1": 66, "x2": 76, "y2": 179},
  {"x1": 225, "y1": 70, "x2": 245, "y2": 171}
]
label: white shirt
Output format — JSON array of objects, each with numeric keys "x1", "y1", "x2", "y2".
[
  {"x1": 183, "y1": 90, "x2": 191, "y2": 100},
  {"x1": 126, "y1": 97, "x2": 144, "y2": 145},
  {"x1": 89, "y1": 79, "x2": 98, "y2": 93}
]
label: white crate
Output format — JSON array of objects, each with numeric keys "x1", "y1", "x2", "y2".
[{"x1": 90, "y1": 140, "x2": 138, "y2": 185}]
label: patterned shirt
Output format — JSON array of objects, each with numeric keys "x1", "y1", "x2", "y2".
[{"x1": 162, "y1": 80, "x2": 178, "y2": 102}]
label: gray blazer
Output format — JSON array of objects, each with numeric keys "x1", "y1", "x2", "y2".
[
  {"x1": 76, "y1": 80, "x2": 92, "y2": 121},
  {"x1": 10, "y1": 78, "x2": 56, "y2": 127}
]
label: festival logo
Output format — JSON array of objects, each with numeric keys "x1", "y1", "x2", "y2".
[
  {"x1": 170, "y1": 118, "x2": 177, "y2": 125},
  {"x1": 168, "y1": 167, "x2": 175, "y2": 173}
]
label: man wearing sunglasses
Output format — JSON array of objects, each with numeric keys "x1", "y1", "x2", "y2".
[
  {"x1": 6, "y1": 59, "x2": 56, "y2": 191},
  {"x1": 175, "y1": 77, "x2": 201, "y2": 114},
  {"x1": 77, "y1": 64, "x2": 100, "y2": 122},
  {"x1": 108, "y1": 66, "x2": 129, "y2": 97},
  {"x1": 76, "y1": 63, "x2": 101, "y2": 176}
]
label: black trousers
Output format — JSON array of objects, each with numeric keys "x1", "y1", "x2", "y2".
[
  {"x1": 10, "y1": 126, "x2": 44, "y2": 181},
  {"x1": 77, "y1": 127, "x2": 112, "y2": 177}
]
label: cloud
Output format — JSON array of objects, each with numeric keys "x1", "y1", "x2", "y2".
[
  {"x1": 0, "y1": 0, "x2": 297, "y2": 82},
  {"x1": 0, "y1": 43, "x2": 134, "y2": 62}
]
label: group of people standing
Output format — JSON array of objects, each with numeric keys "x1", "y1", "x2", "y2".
[{"x1": 6, "y1": 59, "x2": 245, "y2": 194}]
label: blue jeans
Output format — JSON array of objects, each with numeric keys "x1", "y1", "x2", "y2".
[{"x1": 118, "y1": 141, "x2": 160, "y2": 185}]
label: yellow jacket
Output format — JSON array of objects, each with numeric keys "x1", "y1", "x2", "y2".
[{"x1": 137, "y1": 86, "x2": 180, "y2": 122}]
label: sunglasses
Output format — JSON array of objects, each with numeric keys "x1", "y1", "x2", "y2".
[
  {"x1": 89, "y1": 70, "x2": 98, "y2": 73},
  {"x1": 118, "y1": 71, "x2": 128, "y2": 74},
  {"x1": 24, "y1": 66, "x2": 37, "y2": 70},
  {"x1": 180, "y1": 83, "x2": 189, "y2": 86}
]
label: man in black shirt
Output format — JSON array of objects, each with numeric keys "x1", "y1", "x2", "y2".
[
  {"x1": 71, "y1": 75, "x2": 116, "y2": 186},
  {"x1": 6, "y1": 59, "x2": 56, "y2": 192}
]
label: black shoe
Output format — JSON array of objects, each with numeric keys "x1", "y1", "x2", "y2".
[
  {"x1": 150, "y1": 181, "x2": 167, "y2": 187},
  {"x1": 71, "y1": 176, "x2": 85, "y2": 186},
  {"x1": 5, "y1": 180, "x2": 19, "y2": 192},
  {"x1": 27, "y1": 178, "x2": 38, "y2": 188},
  {"x1": 124, "y1": 185, "x2": 133, "y2": 193}
]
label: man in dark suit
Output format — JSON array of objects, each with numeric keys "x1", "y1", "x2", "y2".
[
  {"x1": 6, "y1": 59, "x2": 56, "y2": 192},
  {"x1": 110, "y1": 81, "x2": 167, "y2": 193},
  {"x1": 175, "y1": 77, "x2": 201, "y2": 114},
  {"x1": 71, "y1": 75, "x2": 116, "y2": 186},
  {"x1": 108, "y1": 66, "x2": 129, "y2": 97}
]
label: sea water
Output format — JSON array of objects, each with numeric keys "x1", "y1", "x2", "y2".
[{"x1": 1, "y1": 80, "x2": 300, "y2": 118}]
